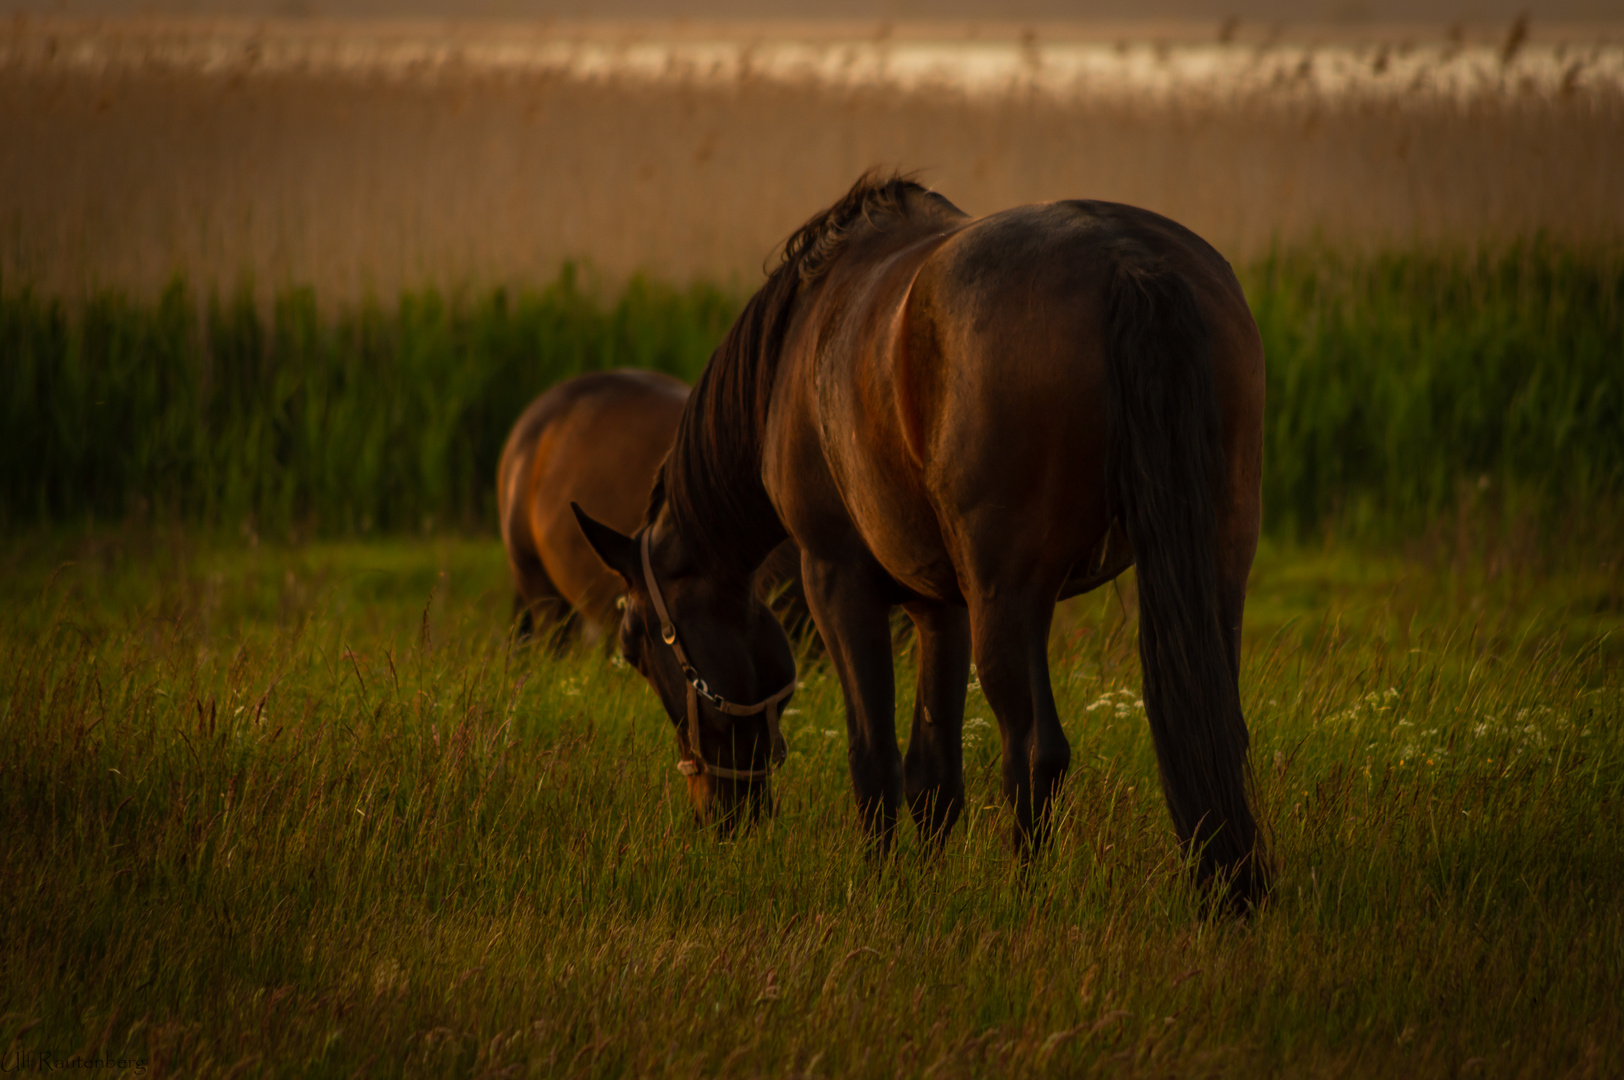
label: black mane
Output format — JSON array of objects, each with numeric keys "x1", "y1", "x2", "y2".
[{"x1": 646, "y1": 171, "x2": 935, "y2": 579}]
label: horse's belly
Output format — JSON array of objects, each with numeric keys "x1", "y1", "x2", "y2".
[{"x1": 832, "y1": 441, "x2": 965, "y2": 603}]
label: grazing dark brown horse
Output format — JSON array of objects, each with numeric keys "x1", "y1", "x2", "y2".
[
  {"x1": 500, "y1": 369, "x2": 807, "y2": 646},
  {"x1": 575, "y1": 174, "x2": 1268, "y2": 904}
]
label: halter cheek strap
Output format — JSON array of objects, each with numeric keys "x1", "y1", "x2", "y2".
[{"x1": 640, "y1": 530, "x2": 795, "y2": 782}]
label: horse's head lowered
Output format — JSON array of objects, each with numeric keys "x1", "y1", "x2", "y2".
[
  {"x1": 569, "y1": 176, "x2": 940, "y2": 827},
  {"x1": 572, "y1": 503, "x2": 796, "y2": 827}
]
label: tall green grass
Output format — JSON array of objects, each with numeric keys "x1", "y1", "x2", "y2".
[
  {"x1": 0, "y1": 269, "x2": 735, "y2": 534},
  {"x1": 3, "y1": 247, "x2": 1620, "y2": 541},
  {"x1": 1247, "y1": 245, "x2": 1624, "y2": 542},
  {"x1": 1, "y1": 531, "x2": 1618, "y2": 1077}
]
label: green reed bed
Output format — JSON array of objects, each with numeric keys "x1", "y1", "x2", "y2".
[
  {"x1": 0, "y1": 269, "x2": 735, "y2": 534},
  {"x1": 3, "y1": 246, "x2": 1621, "y2": 543},
  {"x1": 1246, "y1": 245, "x2": 1624, "y2": 542},
  {"x1": 1, "y1": 530, "x2": 1619, "y2": 1077}
]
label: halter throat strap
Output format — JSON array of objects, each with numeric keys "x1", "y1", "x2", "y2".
[{"x1": 639, "y1": 530, "x2": 793, "y2": 782}]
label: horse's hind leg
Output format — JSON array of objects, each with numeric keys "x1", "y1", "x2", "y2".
[
  {"x1": 513, "y1": 592, "x2": 536, "y2": 638},
  {"x1": 511, "y1": 560, "x2": 573, "y2": 650},
  {"x1": 966, "y1": 587, "x2": 1071, "y2": 856},
  {"x1": 902, "y1": 601, "x2": 971, "y2": 847}
]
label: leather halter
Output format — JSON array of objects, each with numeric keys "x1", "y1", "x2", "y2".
[{"x1": 639, "y1": 530, "x2": 794, "y2": 782}]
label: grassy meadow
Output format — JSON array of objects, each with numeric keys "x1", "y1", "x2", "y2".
[
  {"x1": 0, "y1": 526, "x2": 1619, "y2": 1077},
  {"x1": 3, "y1": 245, "x2": 1623, "y2": 1076}
]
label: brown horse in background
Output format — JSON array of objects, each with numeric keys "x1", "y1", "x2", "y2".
[
  {"x1": 576, "y1": 174, "x2": 1268, "y2": 906},
  {"x1": 500, "y1": 369, "x2": 687, "y2": 641},
  {"x1": 500, "y1": 369, "x2": 805, "y2": 644}
]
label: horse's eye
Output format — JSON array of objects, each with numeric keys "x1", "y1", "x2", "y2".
[{"x1": 615, "y1": 595, "x2": 628, "y2": 612}]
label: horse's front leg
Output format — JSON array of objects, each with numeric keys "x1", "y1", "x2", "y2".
[
  {"x1": 902, "y1": 601, "x2": 970, "y2": 848},
  {"x1": 801, "y1": 553, "x2": 901, "y2": 851}
]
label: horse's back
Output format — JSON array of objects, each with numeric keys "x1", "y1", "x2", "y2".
[
  {"x1": 786, "y1": 198, "x2": 1262, "y2": 602},
  {"x1": 919, "y1": 201, "x2": 1255, "y2": 402},
  {"x1": 910, "y1": 199, "x2": 1263, "y2": 591}
]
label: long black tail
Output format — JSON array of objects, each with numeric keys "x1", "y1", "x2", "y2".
[{"x1": 1104, "y1": 256, "x2": 1266, "y2": 906}]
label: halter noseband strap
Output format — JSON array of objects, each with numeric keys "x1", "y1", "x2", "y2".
[{"x1": 639, "y1": 530, "x2": 794, "y2": 782}]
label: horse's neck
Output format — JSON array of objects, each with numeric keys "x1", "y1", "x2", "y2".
[
  {"x1": 655, "y1": 509, "x2": 766, "y2": 597},
  {"x1": 662, "y1": 422, "x2": 786, "y2": 581}
]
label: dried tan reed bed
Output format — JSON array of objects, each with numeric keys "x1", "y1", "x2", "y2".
[{"x1": 3, "y1": 17, "x2": 1621, "y2": 301}]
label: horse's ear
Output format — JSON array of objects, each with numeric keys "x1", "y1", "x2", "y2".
[{"x1": 572, "y1": 503, "x2": 639, "y2": 584}]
